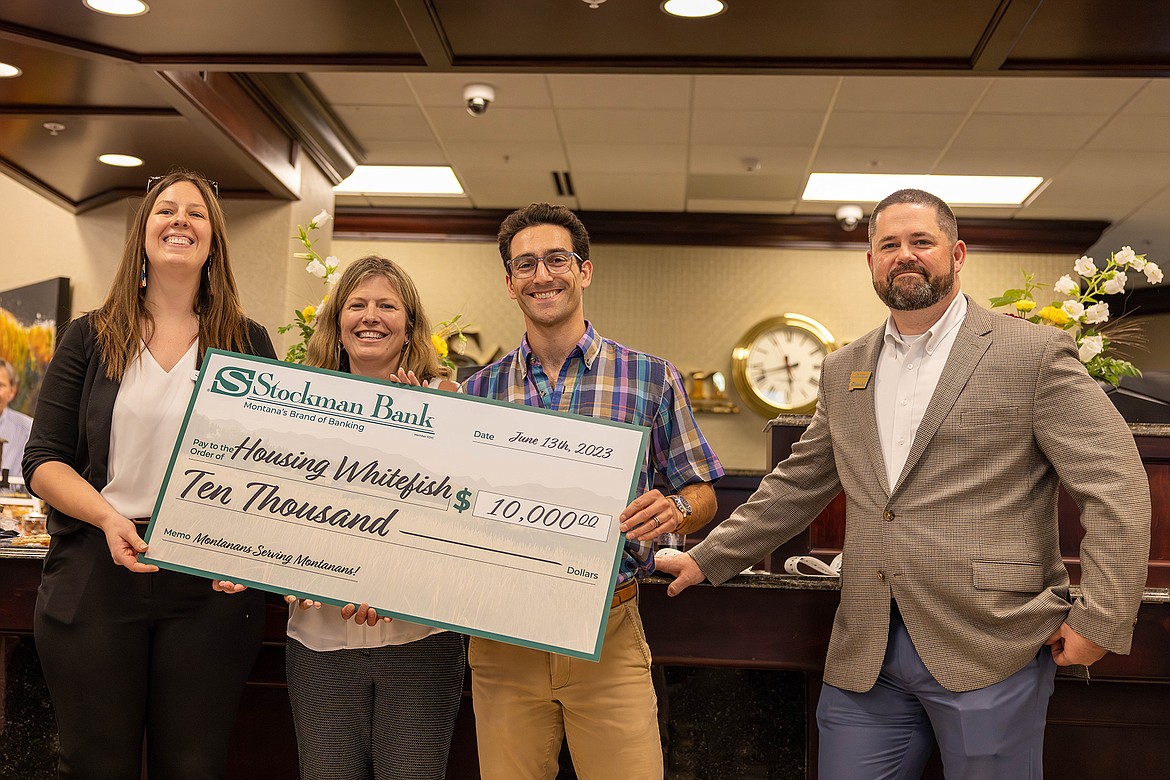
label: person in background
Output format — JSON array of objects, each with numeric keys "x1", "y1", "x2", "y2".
[
  {"x1": 284, "y1": 254, "x2": 466, "y2": 780},
  {"x1": 464, "y1": 202, "x2": 724, "y2": 779},
  {"x1": 0, "y1": 357, "x2": 32, "y2": 481},
  {"x1": 23, "y1": 170, "x2": 275, "y2": 779},
  {"x1": 658, "y1": 188, "x2": 1151, "y2": 779}
]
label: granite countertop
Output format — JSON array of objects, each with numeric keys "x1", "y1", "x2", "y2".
[{"x1": 643, "y1": 570, "x2": 1170, "y2": 604}]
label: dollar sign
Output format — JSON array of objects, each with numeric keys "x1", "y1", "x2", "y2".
[{"x1": 454, "y1": 488, "x2": 472, "y2": 513}]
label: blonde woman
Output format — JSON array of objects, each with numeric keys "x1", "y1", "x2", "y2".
[
  {"x1": 287, "y1": 255, "x2": 465, "y2": 780},
  {"x1": 24, "y1": 170, "x2": 275, "y2": 778}
]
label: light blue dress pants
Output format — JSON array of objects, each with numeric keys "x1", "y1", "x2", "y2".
[{"x1": 816, "y1": 604, "x2": 1056, "y2": 780}]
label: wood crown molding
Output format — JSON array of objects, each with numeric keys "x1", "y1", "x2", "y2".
[{"x1": 334, "y1": 207, "x2": 1110, "y2": 255}]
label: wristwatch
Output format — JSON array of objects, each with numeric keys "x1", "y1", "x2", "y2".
[{"x1": 668, "y1": 494, "x2": 692, "y2": 530}]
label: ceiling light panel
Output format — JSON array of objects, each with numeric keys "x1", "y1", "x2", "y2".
[
  {"x1": 333, "y1": 165, "x2": 464, "y2": 196},
  {"x1": 802, "y1": 173, "x2": 1044, "y2": 206}
]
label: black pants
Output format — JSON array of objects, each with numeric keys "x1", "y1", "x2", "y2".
[
  {"x1": 34, "y1": 527, "x2": 265, "y2": 779},
  {"x1": 286, "y1": 632, "x2": 466, "y2": 780}
]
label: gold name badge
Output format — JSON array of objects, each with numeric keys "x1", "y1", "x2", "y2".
[{"x1": 848, "y1": 371, "x2": 872, "y2": 391}]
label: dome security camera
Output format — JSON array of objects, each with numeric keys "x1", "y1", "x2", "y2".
[
  {"x1": 463, "y1": 83, "x2": 495, "y2": 117},
  {"x1": 835, "y1": 204, "x2": 864, "y2": 232}
]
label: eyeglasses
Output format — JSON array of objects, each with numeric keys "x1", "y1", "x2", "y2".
[
  {"x1": 147, "y1": 175, "x2": 219, "y2": 198},
  {"x1": 508, "y1": 251, "x2": 581, "y2": 279}
]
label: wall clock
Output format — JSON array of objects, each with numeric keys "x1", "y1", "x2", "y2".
[{"x1": 731, "y1": 313, "x2": 837, "y2": 416}]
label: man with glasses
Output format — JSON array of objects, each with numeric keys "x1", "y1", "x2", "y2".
[{"x1": 464, "y1": 202, "x2": 723, "y2": 779}]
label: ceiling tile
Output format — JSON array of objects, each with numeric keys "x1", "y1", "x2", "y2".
[
  {"x1": 692, "y1": 75, "x2": 839, "y2": 111},
  {"x1": 424, "y1": 107, "x2": 561, "y2": 142},
  {"x1": 687, "y1": 174, "x2": 802, "y2": 201},
  {"x1": 455, "y1": 168, "x2": 569, "y2": 209},
  {"x1": 571, "y1": 173, "x2": 686, "y2": 212},
  {"x1": 811, "y1": 146, "x2": 939, "y2": 173},
  {"x1": 309, "y1": 73, "x2": 416, "y2": 106},
  {"x1": 834, "y1": 76, "x2": 991, "y2": 113},
  {"x1": 405, "y1": 73, "x2": 554, "y2": 108},
  {"x1": 820, "y1": 112, "x2": 964, "y2": 149},
  {"x1": 445, "y1": 141, "x2": 568, "y2": 171},
  {"x1": 979, "y1": 77, "x2": 1146, "y2": 114},
  {"x1": 687, "y1": 198, "x2": 797, "y2": 214},
  {"x1": 932, "y1": 148, "x2": 1074, "y2": 176},
  {"x1": 1087, "y1": 115, "x2": 1170, "y2": 152},
  {"x1": 951, "y1": 113, "x2": 1110, "y2": 150},
  {"x1": 690, "y1": 111, "x2": 824, "y2": 146},
  {"x1": 689, "y1": 145, "x2": 809, "y2": 176},
  {"x1": 565, "y1": 143, "x2": 687, "y2": 174},
  {"x1": 359, "y1": 140, "x2": 448, "y2": 165},
  {"x1": 547, "y1": 74, "x2": 692, "y2": 109},
  {"x1": 333, "y1": 105, "x2": 435, "y2": 141},
  {"x1": 556, "y1": 109, "x2": 691, "y2": 145},
  {"x1": 1121, "y1": 81, "x2": 1170, "y2": 116}
]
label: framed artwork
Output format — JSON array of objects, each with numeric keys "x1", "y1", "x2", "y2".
[{"x1": 0, "y1": 277, "x2": 71, "y2": 416}]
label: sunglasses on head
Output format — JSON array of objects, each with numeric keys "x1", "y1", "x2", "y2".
[{"x1": 146, "y1": 175, "x2": 219, "y2": 198}]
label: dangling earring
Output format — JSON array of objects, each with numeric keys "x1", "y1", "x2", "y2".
[
  {"x1": 140, "y1": 254, "x2": 148, "y2": 289},
  {"x1": 402, "y1": 336, "x2": 410, "y2": 354},
  {"x1": 204, "y1": 259, "x2": 214, "y2": 298}
]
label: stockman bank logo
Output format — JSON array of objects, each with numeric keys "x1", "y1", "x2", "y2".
[{"x1": 210, "y1": 366, "x2": 256, "y2": 397}]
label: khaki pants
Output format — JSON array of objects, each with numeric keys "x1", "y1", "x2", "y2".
[{"x1": 469, "y1": 597, "x2": 664, "y2": 780}]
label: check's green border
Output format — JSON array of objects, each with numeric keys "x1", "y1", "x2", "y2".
[{"x1": 141, "y1": 349, "x2": 649, "y2": 661}]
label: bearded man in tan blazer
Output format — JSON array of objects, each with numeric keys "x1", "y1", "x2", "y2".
[{"x1": 658, "y1": 189, "x2": 1150, "y2": 779}]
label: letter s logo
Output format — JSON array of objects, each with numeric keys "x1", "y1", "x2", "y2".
[{"x1": 209, "y1": 366, "x2": 255, "y2": 397}]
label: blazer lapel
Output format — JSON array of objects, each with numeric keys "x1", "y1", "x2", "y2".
[
  {"x1": 848, "y1": 328, "x2": 891, "y2": 496},
  {"x1": 890, "y1": 298, "x2": 993, "y2": 494}
]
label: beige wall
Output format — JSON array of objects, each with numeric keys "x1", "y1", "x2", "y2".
[
  {"x1": 5, "y1": 166, "x2": 1165, "y2": 471},
  {"x1": 333, "y1": 237, "x2": 1082, "y2": 471}
]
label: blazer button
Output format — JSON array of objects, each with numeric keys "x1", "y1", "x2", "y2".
[
  {"x1": 877, "y1": 571, "x2": 886, "y2": 581},
  {"x1": 883, "y1": 510, "x2": 895, "y2": 521}
]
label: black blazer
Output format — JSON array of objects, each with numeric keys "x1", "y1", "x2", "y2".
[{"x1": 23, "y1": 314, "x2": 276, "y2": 536}]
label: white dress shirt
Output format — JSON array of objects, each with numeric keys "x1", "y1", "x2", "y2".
[
  {"x1": 874, "y1": 294, "x2": 968, "y2": 491},
  {"x1": 0, "y1": 405, "x2": 33, "y2": 481}
]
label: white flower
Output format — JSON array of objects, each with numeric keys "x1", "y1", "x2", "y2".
[
  {"x1": 1053, "y1": 275, "x2": 1078, "y2": 296},
  {"x1": 1084, "y1": 302, "x2": 1110, "y2": 325},
  {"x1": 1079, "y1": 335, "x2": 1104, "y2": 363},
  {"x1": 311, "y1": 210, "x2": 331, "y2": 227},
  {"x1": 1074, "y1": 256, "x2": 1097, "y2": 276},
  {"x1": 324, "y1": 256, "x2": 340, "y2": 272},
  {"x1": 326, "y1": 271, "x2": 340, "y2": 285},
  {"x1": 1144, "y1": 262, "x2": 1163, "y2": 284},
  {"x1": 1061, "y1": 299, "x2": 1085, "y2": 320},
  {"x1": 1102, "y1": 271, "x2": 1127, "y2": 295},
  {"x1": 1116, "y1": 246, "x2": 1140, "y2": 269},
  {"x1": 305, "y1": 258, "x2": 327, "y2": 278}
]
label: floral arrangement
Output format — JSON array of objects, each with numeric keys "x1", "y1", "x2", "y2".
[
  {"x1": 278, "y1": 211, "x2": 468, "y2": 372},
  {"x1": 991, "y1": 247, "x2": 1163, "y2": 386}
]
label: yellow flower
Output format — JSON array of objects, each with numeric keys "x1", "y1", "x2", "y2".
[
  {"x1": 1037, "y1": 305, "x2": 1070, "y2": 326},
  {"x1": 1014, "y1": 299, "x2": 1036, "y2": 313},
  {"x1": 300, "y1": 304, "x2": 316, "y2": 322},
  {"x1": 431, "y1": 333, "x2": 449, "y2": 358}
]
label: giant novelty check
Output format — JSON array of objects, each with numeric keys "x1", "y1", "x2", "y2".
[{"x1": 142, "y1": 351, "x2": 649, "y2": 660}]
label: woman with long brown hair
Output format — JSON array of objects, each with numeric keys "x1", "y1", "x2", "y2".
[
  {"x1": 23, "y1": 170, "x2": 276, "y2": 778},
  {"x1": 285, "y1": 255, "x2": 466, "y2": 780}
]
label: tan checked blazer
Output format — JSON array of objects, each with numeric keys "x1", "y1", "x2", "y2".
[{"x1": 691, "y1": 298, "x2": 1150, "y2": 693}]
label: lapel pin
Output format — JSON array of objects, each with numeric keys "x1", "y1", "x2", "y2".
[{"x1": 848, "y1": 371, "x2": 872, "y2": 391}]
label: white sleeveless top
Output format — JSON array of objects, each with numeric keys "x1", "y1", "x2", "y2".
[{"x1": 102, "y1": 342, "x2": 198, "y2": 519}]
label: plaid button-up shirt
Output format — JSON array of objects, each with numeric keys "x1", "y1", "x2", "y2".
[{"x1": 464, "y1": 323, "x2": 724, "y2": 584}]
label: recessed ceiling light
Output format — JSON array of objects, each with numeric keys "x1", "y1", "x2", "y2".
[
  {"x1": 0, "y1": 62, "x2": 22, "y2": 78},
  {"x1": 662, "y1": 0, "x2": 726, "y2": 19},
  {"x1": 99, "y1": 153, "x2": 144, "y2": 168},
  {"x1": 334, "y1": 166, "x2": 464, "y2": 196},
  {"x1": 83, "y1": 0, "x2": 150, "y2": 17},
  {"x1": 802, "y1": 173, "x2": 1044, "y2": 206}
]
